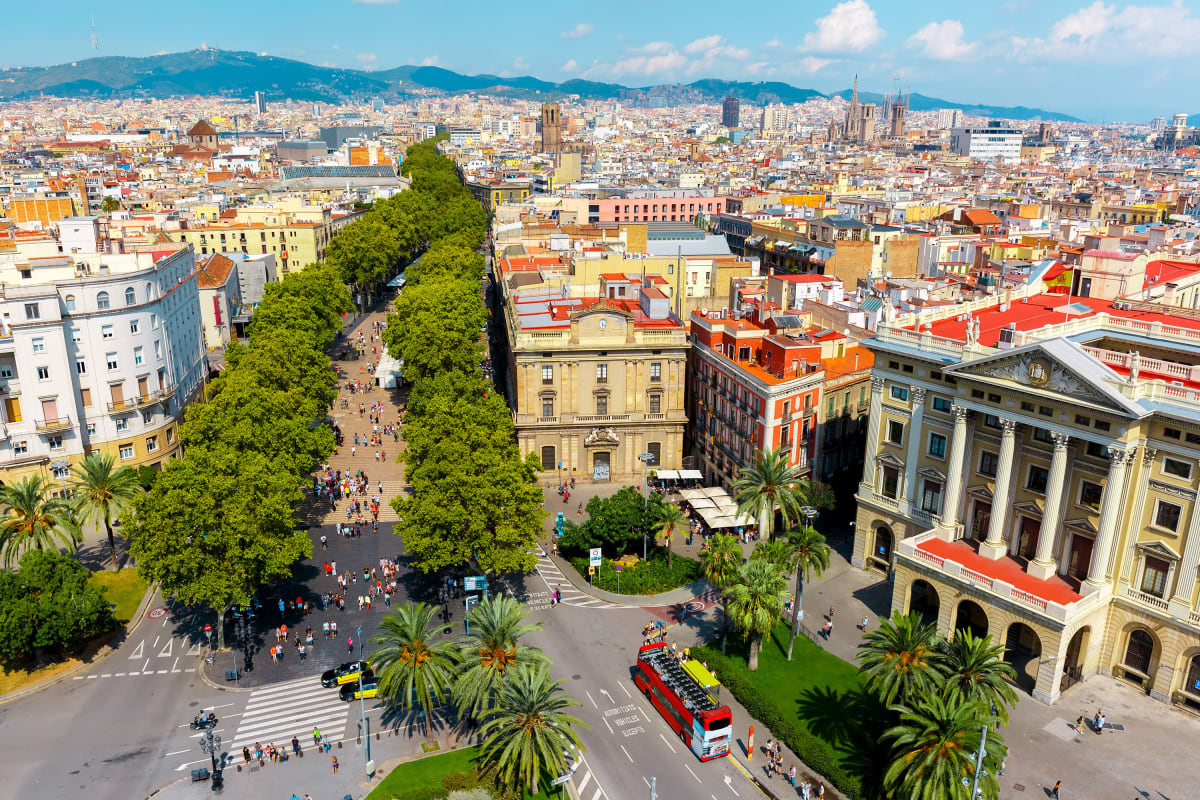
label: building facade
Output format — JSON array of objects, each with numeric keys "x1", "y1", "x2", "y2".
[
  {"x1": 854, "y1": 317, "x2": 1200, "y2": 709},
  {"x1": 950, "y1": 122, "x2": 1023, "y2": 160},
  {"x1": 504, "y1": 281, "x2": 688, "y2": 483},
  {"x1": 721, "y1": 96, "x2": 740, "y2": 129}
]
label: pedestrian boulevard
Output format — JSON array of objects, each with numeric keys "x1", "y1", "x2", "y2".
[{"x1": 226, "y1": 677, "x2": 352, "y2": 751}]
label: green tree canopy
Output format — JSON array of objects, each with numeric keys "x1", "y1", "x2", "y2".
[
  {"x1": 0, "y1": 549, "x2": 115, "y2": 664},
  {"x1": 0, "y1": 475, "x2": 81, "y2": 569},
  {"x1": 384, "y1": 276, "x2": 486, "y2": 383},
  {"x1": 70, "y1": 452, "x2": 143, "y2": 571}
]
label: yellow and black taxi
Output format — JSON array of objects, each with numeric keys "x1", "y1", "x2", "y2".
[
  {"x1": 320, "y1": 660, "x2": 371, "y2": 688},
  {"x1": 339, "y1": 676, "x2": 380, "y2": 701}
]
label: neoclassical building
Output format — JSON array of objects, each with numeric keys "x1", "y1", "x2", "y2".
[{"x1": 855, "y1": 302, "x2": 1200, "y2": 708}]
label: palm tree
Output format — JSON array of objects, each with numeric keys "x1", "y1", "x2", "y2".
[
  {"x1": 369, "y1": 602, "x2": 457, "y2": 725},
  {"x1": 478, "y1": 664, "x2": 588, "y2": 796},
  {"x1": 454, "y1": 594, "x2": 547, "y2": 721},
  {"x1": 657, "y1": 502, "x2": 688, "y2": 571},
  {"x1": 749, "y1": 539, "x2": 793, "y2": 574},
  {"x1": 782, "y1": 525, "x2": 831, "y2": 661},
  {"x1": 70, "y1": 452, "x2": 143, "y2": 570},
  {"x1": 940, "y1": 630, "x2": 1019, "y2": 725},
  {"x1": 731, "y1": 448, "x2": 809, "y2": 541},
  {"x1": 858, "y1": 611, "x2": 946, "y2": 707},
  {"x1": 0, "y1": 475, "x2": 81, "y2": 568},
  {"x1": 883, "y1": 695, "x2": 1004, "y2": 800},
  {"x1": 725, "y1": 558, "x2": 789, "y2": 670},
  {"x1": 701, "y1": 533, "x2": 742, "y2": 653}
]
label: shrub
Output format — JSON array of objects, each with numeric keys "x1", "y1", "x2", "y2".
[
  {"x1": 448, "y1": 790, "x2": 494, "y2": 800},
  {"x1": 442, "y1": 771, "x2": 481, "y2": 793},
  {"x1": 567, "y1": 552, "x2": 702, "y2": 595},
  {"x1": 692, "y1": 644, "x2": 865, "y2": 800}
]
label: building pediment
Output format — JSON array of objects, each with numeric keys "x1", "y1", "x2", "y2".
[
  {"x1": 1136, "y1": 540, "x2": 1181, "y2": 561},
  {"x1": 584, "y1": 427, "x2": 620, "y2": 447},
  {"x1": 876, "y1": 451, "x2": 905, "y2": 468},
  {"x1": 945, "y1": 339, "x2": 1145, "y2": 417}
]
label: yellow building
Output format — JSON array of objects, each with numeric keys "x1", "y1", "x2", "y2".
[{"x1": 854, "y1": 301, "x2": 1200, "y2": 708}]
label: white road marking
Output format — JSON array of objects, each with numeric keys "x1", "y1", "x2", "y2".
[
  {"x1": 599, "y1": 688, "x2": 613, "y2": 703},
  {"x1": 165, "y1": 749, "x2": 190, "y2": 757},
  {"x1": 73, "y1": 676, "x2": 82, "y2": 680},
  {"x1": 590, "y1": 788, "x2": 602, "y2": 800},
  {"x1": 619, "y1": 682, "x2": 632, "y2": 698},
  {"x1": 584, "y1": 690, "x2": 597, "y2": 709},
  {"x1": 643, "y1": 777, "x2": 650, "y2": 788},
  {"x1": 115, "y1": 672, "x2": 125, "y2": 677},
  {"x1": 86, "y1": 675, "x2": 97, "y2": 680},
  {"x1": 153, "y1": 636, "x2": 160, "y2": 649},
  {"x1": 686, "y1": 763, "x2": 702, "y2": 783},
  {"x1": 620, "y1": 744, "x2": 634, "y2": 763},
  {"x1": 576, "y1": 770, "x2": 592, "y2": 793},
  {"x1": 142, "y1": 658, "x2": 150, "y2": 673},
  {"x1": 602, "y1": 717, "x2": 613, "y2": 734},
  {"x1": 159, "y1": 639, "x2": 172, "y2": 657},
  {"x1": 101, "y1": 674, "x2": 111, "y2": 678},
  {"x1": 659, "y1": 732, "x2": 676, "y2": 753},
  {"x1": 172, "y1": 657, "x2": 179, "y2": 671},
  {"x1": 128, "y1": 640, "x2": 144, "y2": 660},
  {"x1": 724, "y1": 775, "x2": 740, "y2": 796},
  {"x1": 157, "y1": 670, "x2": 168, "y2": 674}
]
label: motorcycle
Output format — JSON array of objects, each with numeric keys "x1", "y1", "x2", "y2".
[{"x1": 189, "y1": 712, "x2": 218, "y2": 730}]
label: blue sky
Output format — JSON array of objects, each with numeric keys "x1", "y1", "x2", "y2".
[{"x1": 7, "y1": 0, "x2": 1200, "y2": 120}]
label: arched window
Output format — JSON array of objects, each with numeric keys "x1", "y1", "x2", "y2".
[
  {"x1": 64, "y1": 295, "x2": 76, "y2": 313},
  {"x1": 1125, "y1": 629, "x2": 1154, "y2": 674},
  {"x1": 125, "y1": 287, "x2": 136, "y2": 306},
  {"x1": 145, "y1": 282, "x2": 154, "y2": 301},
  {"x1": 96, "y1": 291, "x2": 110, "y2": 310}
]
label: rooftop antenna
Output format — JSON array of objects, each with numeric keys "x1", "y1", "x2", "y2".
[{"x1": 90, "y1": 17, "x2": 99, "y2": 50}]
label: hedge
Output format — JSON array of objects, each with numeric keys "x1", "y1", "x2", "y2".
[
  {"x1": 567, "y1": 553, "x2": 701, "y2": 595},
  {"x1": 691, "y1": 643, "x2": 866, "y2": 800}
]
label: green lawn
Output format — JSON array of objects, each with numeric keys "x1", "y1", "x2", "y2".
[
  {"x1": 89, "y1": 569, "x2": 149, "y2": 625},
  {"x1": 365, "y1": 745, "x2": 560, "y2": 800},
  {"x1": 695, "y1": 623, "x2": 888, "y2": 800}
]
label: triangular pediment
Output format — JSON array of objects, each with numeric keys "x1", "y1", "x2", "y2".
[
  {"x1": 945, "y1": 339, "x2": 1145, "y2": 417},
  {"x1": 1137, "y1": 540, "x2": 1181, "y2": 561},
  {"x1": 877, "y1": 452, "x2": 905, "y2": 468}
]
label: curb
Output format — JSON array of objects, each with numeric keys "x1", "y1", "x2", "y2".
[
  {"x1": 197, "y1": 652, "x2": 255, "y2": 694},
  {"x1": 541, "y1": 539, "x2": 713, "y2": 608},
  {"x1": 0, "y1": 581, "x2": 157, "y2": 706}
]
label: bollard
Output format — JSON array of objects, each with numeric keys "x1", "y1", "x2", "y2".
[{"x1": 748, "y1": 725, "x2": 755, "y2": 759}]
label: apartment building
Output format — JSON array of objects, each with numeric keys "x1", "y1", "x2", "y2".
[
  {"x1": 0, "y1": 234, "x2": 206, "y2": 484},
  {"x1": 853, "y1": 278, "x2": 1200, "y2": 708},
  {"x1": 502, "y1": 277, "x2": 688, "y2": 483},
  {"x1": 171, "y1": 201, "x2": 355, "y2": 273}
]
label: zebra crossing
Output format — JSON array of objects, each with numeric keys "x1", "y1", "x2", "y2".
[
  {"x1": 571, "y1": 755, "x2": 611, "y2": 800},
  {"x1": 228, "y1": 676, "x2": 352, "y2": 751},
  {"x1": 533, "y1": 553, "x2": 623, "y2": 609}
]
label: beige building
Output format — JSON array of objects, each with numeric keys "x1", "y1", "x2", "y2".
[
  {"x1": 502, "y1": 278, "x2": 688, "y2": 483},
  {"x1": 853, "y1": 306, "x2": 1200, "y2": 709}
]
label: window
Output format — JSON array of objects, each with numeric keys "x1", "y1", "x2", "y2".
[
  {"x1": 1093, "y1": 420, "x2": 1111, "y2": 432},
  {"x1": 596, "y1": 363, "x2": 607, "y2": 383},
  {"x1": 931, "y1": 370, "x2": 943, "y2": 381},
  {"x1": 115, "y1": 417, "x2": 128, "y2": 432},
  {"x1": 125, "y1": 287, "x2": 136, "y2": 306},
  {"x1": 1020, "y1": 401, "x2": 1035, "y2": 412},
  {"x1": 828, "y1": 396, "x2": 836, "y2": 417},
  {"x1": 76, "y1": 359, "x2": 87, "y2": 375},
  {"x1": 1163, "y1": 427, "x2": 1182, "y2": 440},
  {"x1": 1033, "y1": 427, "x2": 1053, "y2": 443},
  {"x1": 23, "y1": 303, "x2": 40, "y2": 320},
  {"x1": 540, "y1": 445, "x2": 556, "y2": 470},
  {"x1": 928, "y1": 432, "x2": 947, "y2": 458},
  {"x1": 887, "y1": 420, "x2": 904, "y2": 444},
  {"x1": 65, "y1": 295, "x2": 76, "y2": 312},
  {"x1": 36, "y1": 366, "x2": 49, "y2": 381},
  {"x1": 0, "y1": 366, "x2": 10, "y2": 379},
  {"x1": 146, "y1": 436, "x2": 158, "y2": 453},
  {"x1": 983, "y1": 414, "x2": 1000, "y2": 428},
  {"x1": 1155, "y1": 500, "x2": 1182, "y2": 532},
  {"x1": 102, "y1": 324, "x2": 114, "y2": 339},
  {"x1": 31, "y1": 337, "x2": 45, "y2": 353},
  {"x1": 13, "y1": 440, "x2": 27, "y2": 456},
  {"x1": 650, "y1": 362, "x2": 661, "y2": 381},
  {"x1": 902, "y1": 364, "x2": 914, "y2": 374},
  {"x1": 971, "y1": 389, "x2": 985, "y2": 399},
  {"x1": 596, "y1": 395, "x2": 608, "y2": 415},
  {"x1": 1079, "y1": 480, "x2": 1103, "y2": 511},
  {"x1": 1027, "y1": 465, "x2": 1049, "y2": 493},
  {"x1": 106, "y1": 353, "x2": 118, "y2": 370},
  {"x1": 881, "y1": 466, "x2": 900, "y2": 499},
  {"x1": 979, "y1": 451, "x2": 998, "y2": 477},
  {"x1": 166, "y1": 427, "x2": 174, "y2": 444},
  {"x1": 80, "y1": 388, "x2": 91, "y2": 407},
  {"x1": 541, "y1": 398, "x2": 554, "y2": 418},
  {"x1": 646, "y1": 441, "x2": 662, "y2": 465},
  {"x1": 932, "y1": 396, "x2": 952, "y2": 413},
  {"x1": 86, "y1": 422, "x2": 96, "y2": 436},
  {"x1": 134, "y1": 346, "x2": 144, "y2": 366},
  {"x1": 542, "y1": 365, "x2": 553, "y2": 384},
  {"x1": 890, "y1": 385, "x2": 909, "y2": 401},
  {"x1": 70, "y1": 328, "x2": 81, "y2": 343},
  {"x1": 1163, "y1": 457, "x2": 1193, "y2": 480},
  {"x1": 1140, "y1": 557, "x2": 1170, "y2": 598},
  {"x1": 920, "y1": 479, "x2": 943, "y2": 514},
  {"x1": 119, "y1": 444, "x2": 134, "y2": 460},
  {"x1": 888, "y1": 360, "x2": 900, "y2": 370},
  {"x1": 151, "y1": 313, "x2": 158, "y2": 330},
  {"x1": 988, "y1": 393, "x2": 1001, "y2": 403},
  {"x1": 1187, "y1": 432, "x2": 1200, "y2": 445},
  {"x1": 1075, "y1": 414, "x2": 1091, "y2": 426},
  {"x1": 130, "y1": 319, "x2": 139, "y2": 334},
  {"x1": 1086, "y1": 442, "x2": 1110, "y2": 459},
  {"x1": 154, "y1": 340, "x2": 162, "y2": 360},
  {"x1": 96, "y1": 291, "x2": 110, "y2": 309},
  {"x1": 47, "y1": 435, "x2": 63, "y2": 451},
  {"x1": 1038, "y1": 406, "x2": 1053, "y2": 417}
]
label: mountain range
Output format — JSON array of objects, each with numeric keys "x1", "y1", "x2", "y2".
[{"x1": 0, "y1": 50, "x2": 1083, "y2": 122}]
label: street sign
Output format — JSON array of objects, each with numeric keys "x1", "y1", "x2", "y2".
[
  {"x1": 588, "y1": 566, "x2": 595, "y2": 576},
  {"x1": 589, "y1": 548, "x2": 602, "y2": 567},
  {"x1": 464, "y1": 576, "x2": 486, "y2": 591},
  {"x1": 614, "y1": 564, "x2": 622, "y2": 572},
  {"x1": 203, "y1": 624, "x2": 212, "y2": 639},
  {"x1": 551, "y1": 774, "x2": 571, "y2": 787}
]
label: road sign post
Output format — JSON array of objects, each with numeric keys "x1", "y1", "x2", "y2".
[
  {"x1": 615, "y1": 563, "x2": 622, "y2": 594},
  {"x1": 464, "y1": 594, "x2": 479, "y2": 634},
  {"x1": 589, "y1": 548, "x2": 602, "y2": 587}
]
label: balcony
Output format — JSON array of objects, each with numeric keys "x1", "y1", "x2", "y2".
[
  {"x1": 35, "y1": 415, "x2": 72, "y2": 432},
  {"x1": 573, "y1": 414, "x2": 631, "y2": 424},
  {"x1": 1124, "y1": 587, "x2": 1169, "y2": 612},
  {"x1": 536, "y1": 416, "x2": 558, "y2": 424},
  {"x1": 644, "y1": 413, "x2": 666, "y2": 421},
  {"x1": 107, "y1": 387, "x2": 174, "y2": 413},
  {"x1": 897, "y1": 531, "x2": 1103, "y2": 623}
]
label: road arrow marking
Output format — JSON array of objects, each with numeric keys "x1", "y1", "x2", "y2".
[
  {"x1": 599, "y1": 688, "x2": 614, "y2": 703},
  {"x1": 128, "y1": 640, "x2": 144, "y2": 660},
  {"x1": 724, "y1": 775, "x2": 740, "y2": 796}
]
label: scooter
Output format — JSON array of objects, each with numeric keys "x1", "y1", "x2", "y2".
[{"x1": 189, "y1": 711, "x2": 218, "y2": 730}]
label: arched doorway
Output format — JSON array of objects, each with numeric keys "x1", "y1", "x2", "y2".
[
  {"x1": 870, "y1": 525, "x2": 894, "y2": 572},
  {"x1": 954, "y1": 600, "x2": 989, "y2": 639},
  {"x1": 1182, "y1": 654, "x2": 1200, "y2": 712},
  {"x1": 1003, "y1": 622, "x2": 1043, "y2": 693},
  {"x1": 908, "y1": 579, "x2": 940, "y2": 627},
  {"x1": 1118, "y1": 628, "x2": 1157, "y2": 691},
  {"x1": 1061, "y1": 627, "x2": 1091, "y2": 691}
]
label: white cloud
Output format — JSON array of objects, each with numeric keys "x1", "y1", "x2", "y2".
[
  {"x1": 764, "y1": 39, "x2": 783, "y2": 48},
  {"x1": 331, "y1": 44, "x2": 340, "y2": 51},
  {"x1": 802, "y1": 0, "x2": 884, "y2": 52},
  {"x1": 419, "y1": 55, "x2": 440, "y2": 66},
  {"x1": 561, "y1": 23, "x2": 594, "y2": 39},
  {"x1": 684, "y1": 35, "x2": 723, "y2": 54},
  {"x1": 561, "y1": 59, "x2": 578, "y2": 71},
  {"x1": 746, "y1": 61, "x2": 769, "y2": 74},
  {"x1": 1013, "y1": 1, "x2": 1200, "y2": 61},
  {"x1": 613, "y1": 49, "x2": 689, "y2": 76},
  {"x1": 513, "y1": 56, "x2": 529, "y2": 72},
  {"x1": 636, "y1": 41, "x2": 675, "y2": 54},
  {"x1": 799, "y1": 56, "x2": 834, "y2": 73},
  {"x1": 356, "y1": 52, "x2": 377, "y2": 64},
  {"x1": 907, "y1": 20, "x2": 977, "y2": 60}
]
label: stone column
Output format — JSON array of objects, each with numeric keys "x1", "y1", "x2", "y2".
[
  {"x1": 937, "y1": 405, "x2": 971, "y2": 535},
  {"x1": 980, "y1": 418, "x2": 1018, "y2": 560},
  {"x1": 1085, "y1": 447, "x2": 1135, "y2": 588},
  {"x1": 1169, "y1": 493, "x2": 1200, "y2": 616},
  {"x1": 859, "y1": 377, "x2": 886, "y2": 492},
  {"x1": 901, "y1": 387, "x2": 927, "y2": 513},
  {"x1": 1120, "y1": 447, "x2": 1156, "y2": 585},
  {"x1": 1029, "y1": 432, "x2": 1071, "y2": 581}
]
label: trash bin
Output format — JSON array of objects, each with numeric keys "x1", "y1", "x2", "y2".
[
  {"x1": 224, "y1": 669, "x2": 239, "y2": 681},
  {"x1": 191, "y1": 767, "x2": 210, "y2": 782}
]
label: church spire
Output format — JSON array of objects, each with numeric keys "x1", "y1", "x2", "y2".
[{"x1": 851, "y1": 74, "x2": 858, "y2": 104}]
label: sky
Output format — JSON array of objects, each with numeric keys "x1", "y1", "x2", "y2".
[{"x1": 5, "y1": 0, "x2": 1200, "y2": 121}]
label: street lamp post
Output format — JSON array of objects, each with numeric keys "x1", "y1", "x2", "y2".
[
  {"x1": 637, "y1": 452, "x2": 655, "y2": 561},
  {"x1": 357, "y1": 625, "x2": 372, "y2": 772},
  {"x1": 198, "y1": 727, "x2": 222, "y2": 789}
]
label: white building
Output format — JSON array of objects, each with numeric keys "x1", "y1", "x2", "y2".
[
  {"x1": 0, "y1": 229, "x2": 206, "y2": 481},
  {"x1": 950, "y1": 122, "x2": 1022, "y2": 160}
]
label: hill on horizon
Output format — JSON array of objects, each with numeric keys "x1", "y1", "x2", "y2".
[{"x1": 0, "y1": 50, "x2": 1082, "y2": 122}]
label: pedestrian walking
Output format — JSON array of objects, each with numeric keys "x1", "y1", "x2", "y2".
[
  {"x1": 331, "y1": 756, "x2": 339, "y2": 774},
  {"x1": 347, "y1": 636, "x2": 353, "y2": 654},
  {"x1": 1094, "y1": 710, "x2": 1105, "y2": 734},
  {"x1": 861, "y1": 616, "x2": 869, "y2": 632},
  {"x1": 1051, "y1": 780, "x2": 1061, "y2": 799},
  {"x1": 788, "y1": 765, "x2": 796, "y2": 786},
  {"x1": 313, "y1": 727, "x2": 321, "y2": 747}
]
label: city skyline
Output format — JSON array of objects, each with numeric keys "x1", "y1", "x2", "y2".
[{"x1": 3, "y1": 0, "x2": 1198, "y2": 121}]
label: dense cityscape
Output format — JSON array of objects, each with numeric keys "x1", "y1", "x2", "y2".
[{"x1": 1, "y1": 4, "x2": 1200, "y2": 800}]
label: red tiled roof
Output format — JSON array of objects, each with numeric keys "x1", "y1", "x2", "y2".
[
  {"x1": 918, "y1": 538, "x2": 1082, "y2": 605},
  {"x1": 196, "y1": 253, "x2": 236, "y2": 288}
]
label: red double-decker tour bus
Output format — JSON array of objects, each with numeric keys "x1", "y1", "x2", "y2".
[{"x1": 634, "y1": 643, "x2": 732, "y2": 761}]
